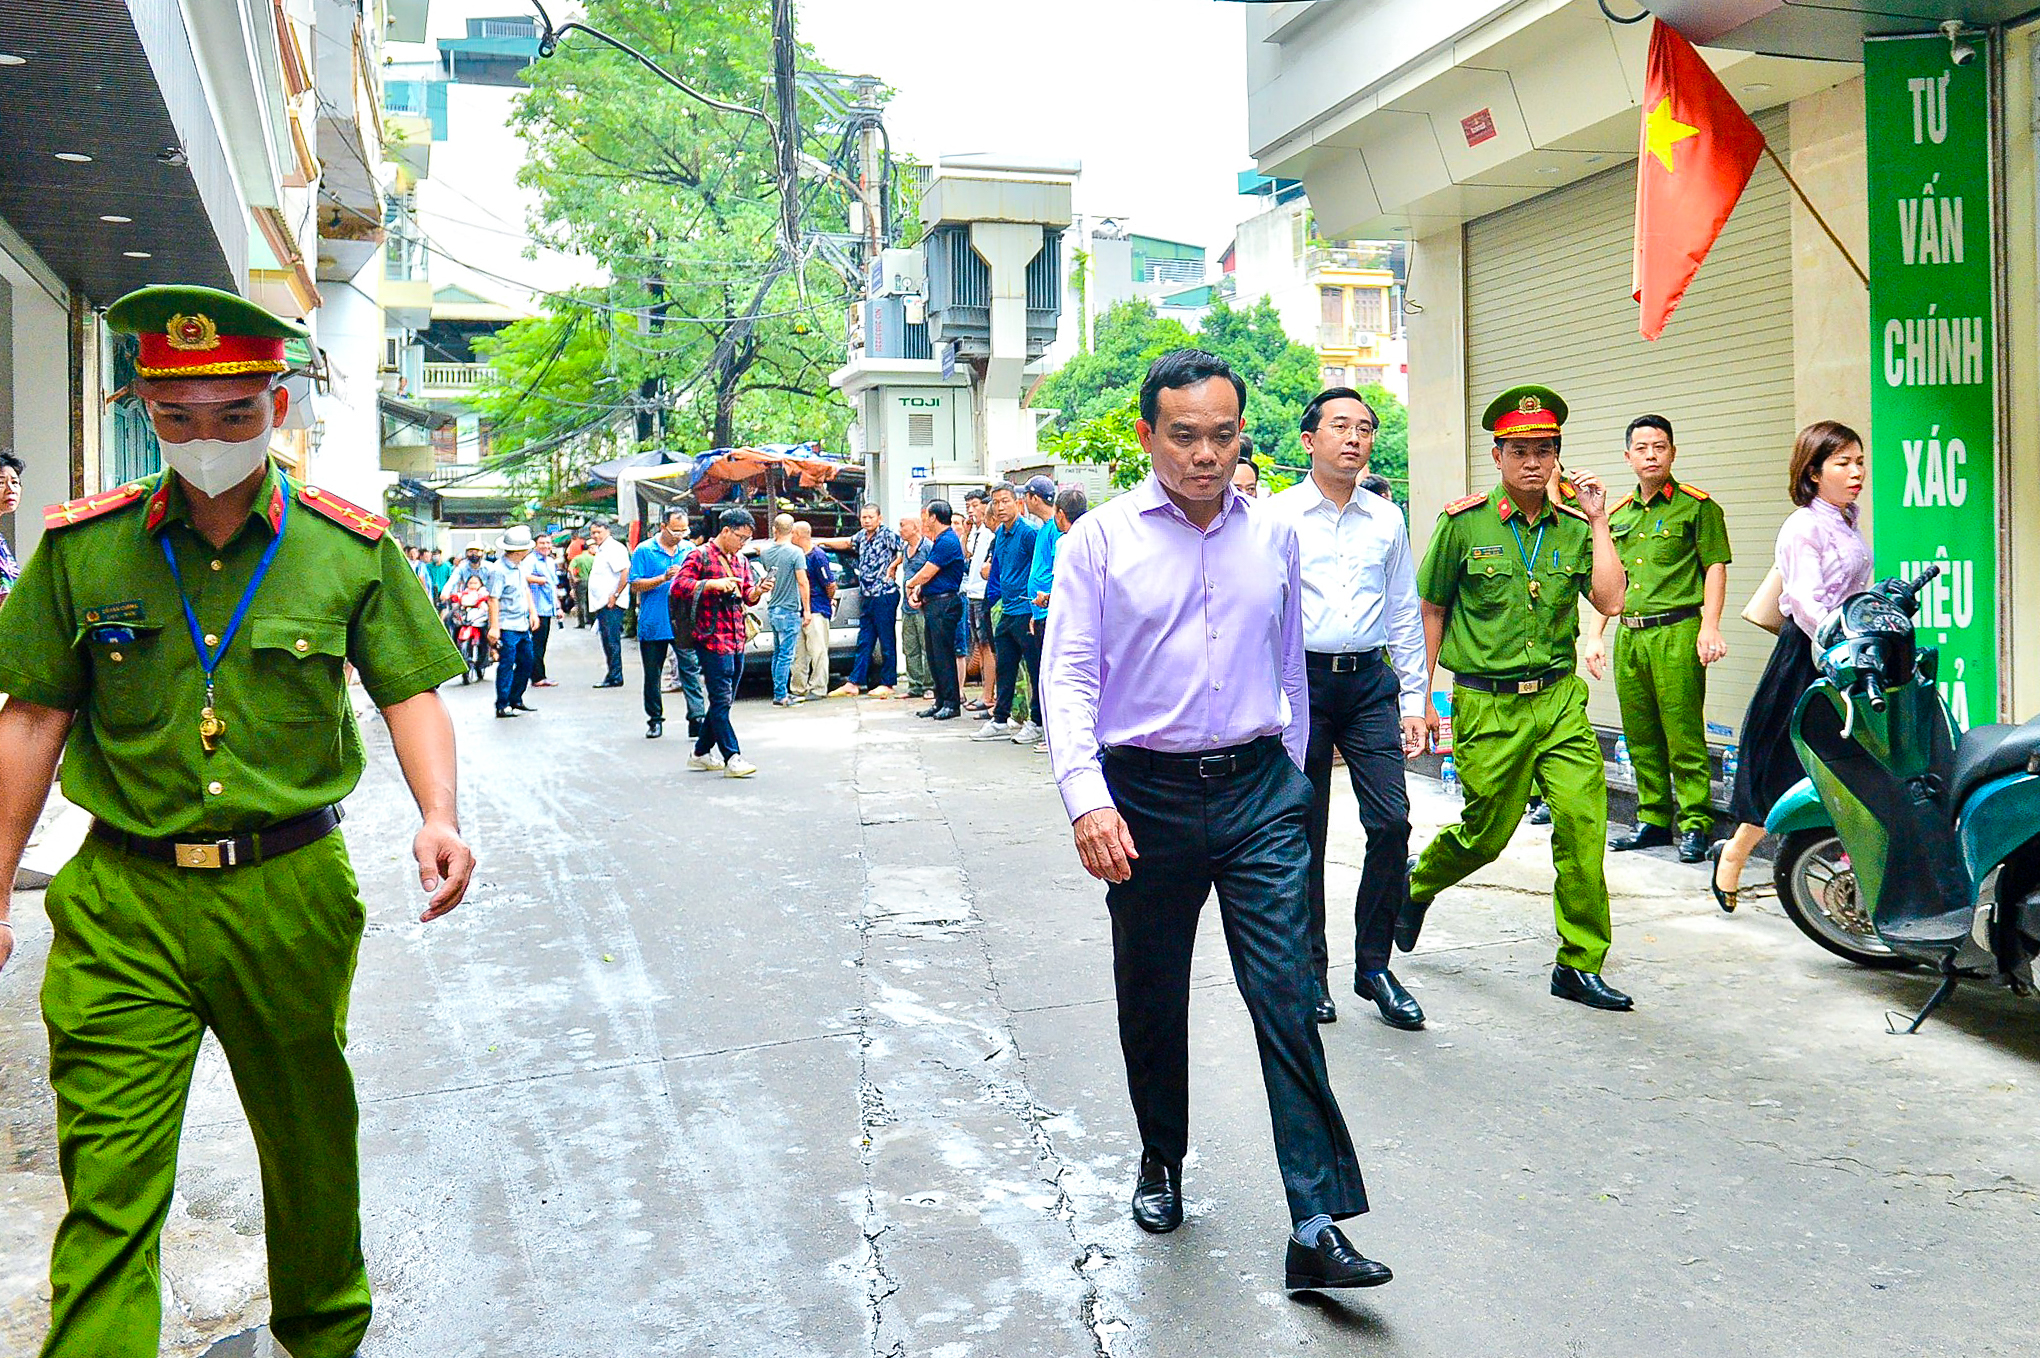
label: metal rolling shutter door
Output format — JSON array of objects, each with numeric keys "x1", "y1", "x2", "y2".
[{"x1": 1462, "y1": 108, "x2": 1793, "y2": 745}]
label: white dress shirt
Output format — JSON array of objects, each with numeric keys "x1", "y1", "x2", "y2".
[
  {"x1": 586, "y1": 538, "x2": 632, "y2": 611},
  {"x1": 1263, "y1": 473, "x2": 1428, "y2": 719}
]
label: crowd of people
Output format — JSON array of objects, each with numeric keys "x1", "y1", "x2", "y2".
[{"x1": 1032, "y1": 346, "x2": 1881, "y2": 1291}]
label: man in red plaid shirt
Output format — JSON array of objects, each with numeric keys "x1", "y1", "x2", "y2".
[{"x1": 674, "y1": 507, "x2": 762, "y2": 777}]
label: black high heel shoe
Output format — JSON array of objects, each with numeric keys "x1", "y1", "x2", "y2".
[{"x1": 1705, "y1": 841, "x2": 1739, "y2": 914}]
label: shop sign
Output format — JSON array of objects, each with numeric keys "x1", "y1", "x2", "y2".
[{"x1": 1866, "y1": 33, "x2": 1997, "y2": 726}]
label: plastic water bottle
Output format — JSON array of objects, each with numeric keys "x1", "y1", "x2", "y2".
[
  {"x1": 1439, "y1": 756, "x2": 1460, "y2": 798},
  {"x1": 1614, "y1": 735, "x2": 1631, "y2": 774},
  {"x1": 1721, "y1": 745, "x2": 1739, "y2": 796}
]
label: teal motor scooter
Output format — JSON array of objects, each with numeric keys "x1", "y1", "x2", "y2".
[{"x1": 1765, "y1": 565, "x2": 2040, "y2": 1030}]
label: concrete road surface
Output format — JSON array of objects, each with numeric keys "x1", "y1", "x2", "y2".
[{"x1": 4, "y1": 626, "x2": 2039, "y2": 1357}]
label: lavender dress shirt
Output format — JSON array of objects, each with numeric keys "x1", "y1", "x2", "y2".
[
  {"x1": 1775, "y1": 497, "x2": 1872, "y2": 641},
  {"x1": 1043, "y1": 477, "x2": 1307, "y2": 823}
]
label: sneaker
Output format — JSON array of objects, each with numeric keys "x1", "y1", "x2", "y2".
[
  {"x1": 971, "y1": 719, "x2": 1014, "y2": 741},
  {"x1": 1010, "y1": 721, "x2": 1043, "y2": 745},
  {"x1": 773, "y1": 696, "x2": 796, "y2": 707},
  {"x1": 1032, "y1": 739, "x2": 1050, "y2": 755},
  {"x1": 688, "y1": 751, "x2": 724, "y2": 771},
  {"x1": 723, "y1": 755, "x2": 758, "y2": 778},
  {"x1": 867, "y1": 685, "x2": 894, "y2": 698}
]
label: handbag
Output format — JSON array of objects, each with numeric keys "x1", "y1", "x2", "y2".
[{"x1": 1741, "y1": 564, "x2": 1786, "y2": 635}]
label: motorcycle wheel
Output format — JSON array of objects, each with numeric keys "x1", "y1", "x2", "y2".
[{"x1": 1774, "y1": 828, "x2": 1914, "y2": 970}]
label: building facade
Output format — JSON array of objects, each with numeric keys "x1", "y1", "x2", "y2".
[{"x1": 1248, "y1": 0, "x2": 2040, "y2": 737}]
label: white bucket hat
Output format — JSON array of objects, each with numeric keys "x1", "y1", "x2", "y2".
[{"x1": 497, "y1": 524, "x2": 536, "y2": 553}]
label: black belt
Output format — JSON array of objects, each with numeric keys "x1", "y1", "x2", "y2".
[
  {"x1": 1103, "y1": 734, "x2": 1279, "y2": 779},
  {"x1": 1619, "y1": 605, "x2": 1701, "y2": 630},
  {"x1": 1455, "y1": 665, "x2": 1571, "y2": 696},
  {"x1": 1306, "y1": 649, "x2": 1382, "y2": 674},
  {"x1": 90, "y1": 805, "x2": 344, "y2": 870}
]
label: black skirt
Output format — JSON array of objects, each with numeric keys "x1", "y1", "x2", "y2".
[{"x1": 1729, "y1": 626, "x2": 1820, "y2": 827}]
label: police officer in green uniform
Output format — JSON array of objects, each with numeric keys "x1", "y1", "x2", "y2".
[
  {"x1": 1395, "y1": 385, "x2": 1635, "y2": 1012},
  {"x1": 0, "y1": 285, "x2": 474, "y2": 1358},
  {"x1": 1580, "y1": 414, "x2": 1731, "y2": 864}
]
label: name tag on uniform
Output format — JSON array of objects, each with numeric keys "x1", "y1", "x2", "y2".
[
  {"x1": 1468, "y1": 545, "x2": 1505, "y2": 561},
  {"x1": 82, "y1": 600, "x2": 146, "y2": 626},
  {"x1": 88, "y1": 625, "x2": 136, "y2": 645}
]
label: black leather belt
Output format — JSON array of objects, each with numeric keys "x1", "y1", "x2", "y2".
[
  {"x1": 1306, "y1": 649, "x2": 1382, "y2": 674},
  {"x1": 1104, "y1": 735, "x2": 1279, "y2": 779},
  {"x1": 1619, "y1": 605, "x2": 1701, "y2": 630},
  {"x1": 90, "y1": 805, "x2": 344, "y2": 870},
  {"x1": 1455, "y1": 666, "x2": 1571, "y2": 696}
]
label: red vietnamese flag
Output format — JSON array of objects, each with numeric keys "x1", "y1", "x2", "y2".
[{"x1": 1632, "y1": 19, "x2": 1766, "y2": 339}]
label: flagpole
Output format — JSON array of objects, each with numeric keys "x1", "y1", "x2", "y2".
[{"x1": 1761, "y1": 141, "x2": 1868, "y2": 287}]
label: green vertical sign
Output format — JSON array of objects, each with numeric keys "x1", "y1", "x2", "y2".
[{"x1": 1866, "y1": 34, "x2": 1997, "y2": 728}]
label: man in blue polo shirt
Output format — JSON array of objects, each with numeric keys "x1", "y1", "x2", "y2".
[
  {"x1": 905, "y1": 499, "x2": 967, "y2": 720},
  {"x1": 630, "y1": 508, "x2": 708, "y2": 739},
  {"x1": 975, "y1": 482, "x2": 1038, "y2": 740}
]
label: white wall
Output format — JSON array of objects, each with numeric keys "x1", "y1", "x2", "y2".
[
  {"x1": 1230, "y1": 200, "x2": 1316, "y2": 345},
  {"x1": 0, "y1": 242, "x2": 74, "y2": 561},
  {"x1": 307, "y1": 253, "x2": 389, "y2": 507}
]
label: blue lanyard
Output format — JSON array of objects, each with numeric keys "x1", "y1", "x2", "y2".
[
  {"x1": 160, "y1": 478, "x2": 290, "y2": 704},
  {"x1": 1508, "y1": 517, "x2": 1546, "y2": 579}
]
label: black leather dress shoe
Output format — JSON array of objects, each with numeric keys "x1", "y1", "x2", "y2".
[
  {"x1": 512, "y1": 703, "x2": 539, "y2": 713},
  {"x1": 917, "y1": 705, "x2": 938, "y2": 718},
  {"x1": 1526, "y1": 799, "x2": 1552, "y2": 825},
  {"x1": 1313, "y1": 996, "x2": 1338, "y2": 1024},
  {"x1": 1130, "y1": 1151, "x2": 1182, "y2": 1234},
  {"x1": 1677, "y1": 829, "x2": 1709, "y2": 863},
  {"x1": 495, "y1": 708, "x2": 518, "y2": 718},
  {"x1": 1356, "y1": 970, "x2": 1425, "y2": 1030},
  {"x1": 646, "y1": 720, "x2": 664, "y2": 739},
  {"x1": 1285, "y1": 1224, "x2": 1391, "y2": 1290},
  {"x1": 1551, "y1": 964, "x2": 1634, "y2": 1011},
  {"x1": 1394, "y1": 869, "x2": 1429, "y2": 953},
  {"x1": 930, "y1": 705, "x2": 960, "y2": 720},
  {"x1": 593, "y1": 679, "x2": 624, "y2": 688},
  {"x1": 1610, "y1": 822, "x2": 1673, "y2": 852}
]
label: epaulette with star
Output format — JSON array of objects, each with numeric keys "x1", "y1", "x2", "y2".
[
  {"x1": 297, "y1": 484, "x2": 390, "y2": 542},
  {"x1": 42, "y1": 481, "x2": 149, "y2": 531},
  {"x1": 1443, "y1": 493, "x2": 1487, "y2": 516},
  {"x1": 1679, "y1": 484, "x2": 1712, "y2": 501}
]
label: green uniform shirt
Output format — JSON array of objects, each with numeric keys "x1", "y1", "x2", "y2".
[
  {"x1": 1417, "y1": 485, "x2": 1595, "y2": 678},
  {"x1": 0, "y1": 464, "x2": 465, "y2": 837},
  {"x1": 1607, "y1": 477, "x2": 1731, "y2": 613}
]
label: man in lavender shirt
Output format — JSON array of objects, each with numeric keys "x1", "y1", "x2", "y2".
[{"x1": 1041, "y1": 350, "x2": 1386, "y2": 1293}]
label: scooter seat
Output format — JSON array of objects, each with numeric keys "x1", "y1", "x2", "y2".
[{"x1": 1950, "y1": 716, "x2": 2040, "y2": 809}]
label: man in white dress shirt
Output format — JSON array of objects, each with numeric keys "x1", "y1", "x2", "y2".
[{"x1": 1264, "y1": 388, "x2": 1429, "y2": 1031}]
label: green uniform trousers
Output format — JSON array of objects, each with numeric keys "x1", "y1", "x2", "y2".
[
  {"x1": 1614, "y1": 615, "x2": 1713, "y2": 834},
  {"x1": 38, "y1": 830, "x2": 371, "y2": 1358},
  {"x1": 1411, "y1": 675, "x2": 1613, "y2": 972}
]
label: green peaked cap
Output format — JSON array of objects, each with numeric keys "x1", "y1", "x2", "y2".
[
  {"x1": 105, "y1": 284, "x2": 307, "y2": 340},
  {"x1": 1481, "y1": 384, "x2": 1568, "y2": 433}
]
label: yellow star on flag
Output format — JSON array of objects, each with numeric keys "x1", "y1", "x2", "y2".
[{"x1": 1645, "y1": 96, "x2": 1699, "y2": 172}]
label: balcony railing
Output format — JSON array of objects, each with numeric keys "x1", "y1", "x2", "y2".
[
  {"x1": 1317, "y1": 324, "x2": 1381, "y2": 351},
  {"x1": 1307, "y1": 244, "x2": 1393, "y2": 274},
  {"x1": 420, "y1": 362, "x2": 488, "y2": 392}
]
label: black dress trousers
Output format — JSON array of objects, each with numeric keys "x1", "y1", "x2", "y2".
[
  {"x1": 1303, "y1": 654, "x2": 1413, "y2": 982},
  {"x1": 1102, "y1": 736, "x2": 1369, "y2": 1224}
]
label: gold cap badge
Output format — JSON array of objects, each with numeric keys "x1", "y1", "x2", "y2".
[
  {"x1": 165, "y1": 313, "x2": 221, "y2": 351},
  {"x1": 1517, "y1": 394, "x2": 1543, "y2": 414}
]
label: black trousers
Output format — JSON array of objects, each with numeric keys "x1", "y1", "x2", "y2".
[
  {"x1": 531, "y1": 614, "x2": 553, "y2": 682},
  {"x1": 1103, "y1": 737, "x2": 1368, "y2": 1223},
  {"x1": 922, "y1": 592, "x2": 963, "y2": 709},
  {"x1": 1304, "y1": 655, "x2": 1414, "y2": 982},
  {"x1": 991, "y1": 611, "x2": 1040, "y2": 724}
]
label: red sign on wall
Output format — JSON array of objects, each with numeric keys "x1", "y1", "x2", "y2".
[{"x1": 1461, "y1": 108, "x2": 1497, "y2": 147}]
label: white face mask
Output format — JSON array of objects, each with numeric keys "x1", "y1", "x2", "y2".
[{"x1": 161, "y1": 426, "x2": 273, "y2": 497}]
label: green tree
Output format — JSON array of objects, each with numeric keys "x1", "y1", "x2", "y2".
[{"x1": 490, "y1": 0, "x2": 854, "y2": 478}]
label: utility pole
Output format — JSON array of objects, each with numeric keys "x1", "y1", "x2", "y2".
[
  {"x1": 855, "y1": 77, "x2": 885, "y2": 257},
  {"x1": 771, "y1": 0, "x2": 802, "y2": 259}
]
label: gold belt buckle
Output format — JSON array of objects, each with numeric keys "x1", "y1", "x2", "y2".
[
  {"x1": 1515, "y1": 677, "x2": 1542, "y2": 695},
  {"x1": 173, "y1": 839, "x2": 235, "y2": 869}
]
